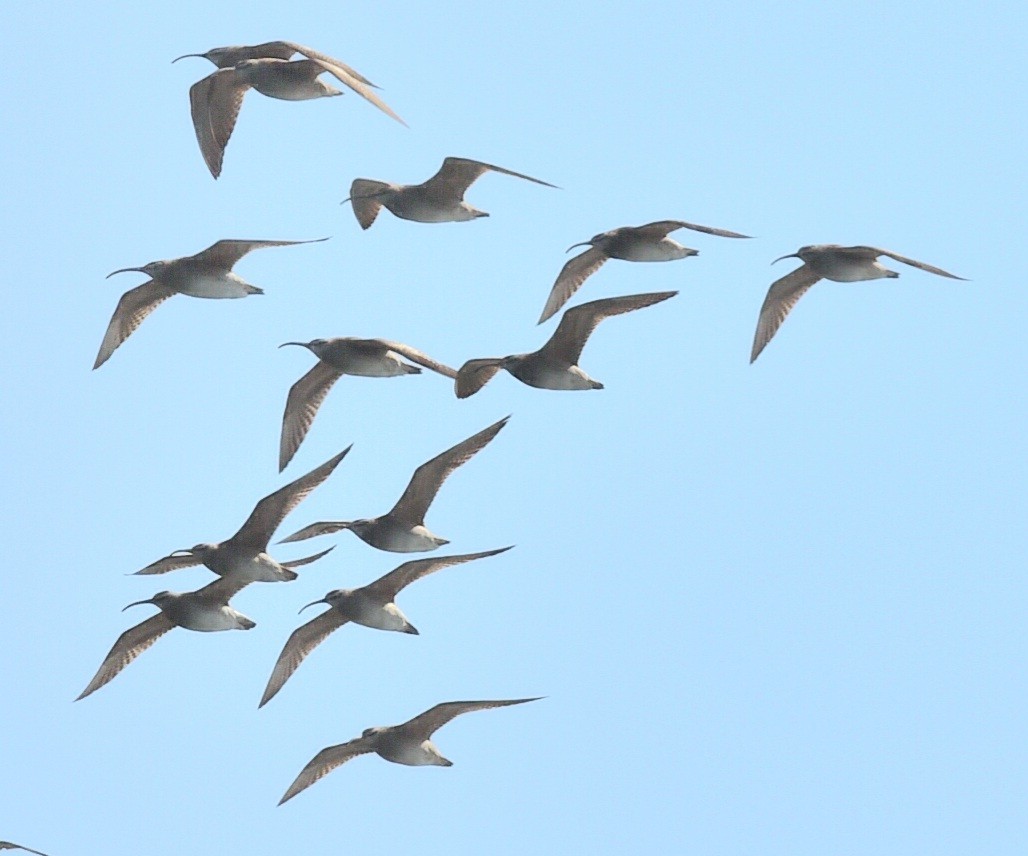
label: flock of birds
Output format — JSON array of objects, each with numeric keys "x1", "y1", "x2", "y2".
[{"x1": 4, "y1": 35, "x2": 969, "y2": 856}]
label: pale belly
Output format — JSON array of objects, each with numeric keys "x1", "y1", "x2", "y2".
[
  {"x1": 816, "y1": 258, "x2": 887, "y2": 282},
  {"x1": 179, "y1": 272, "x2": 255, "y2": 299},
  {"x1": 254, "y1": 80, "x2": 335, "y2": 100},
  {"x1": 360, "y1": 523, "x2": 448, "y2": 553},
  {"x1": 377, "y1": 738, "x2": 449, "y2": 766},
  {"x1": 389, "y1": 196, "x2": 474, "y2": 223},
  {"x1": 210, "y1": 552, "x2": 294, "y2": 583},
  {"x1": 350, "y1": 599, "x2": 411, "y2": 632},
  {"x1": 345, "y1": 353, "x2": 412, "y2": 377},
  {"x1": 616, "y1": 238, "x2": 692, "y2": 262},
  {"x1": 513, "y1": 362, "x2": 600, "y2": 391},
  {"x1": 172, "y1": 602, "x2": 254, "y2": 631}
]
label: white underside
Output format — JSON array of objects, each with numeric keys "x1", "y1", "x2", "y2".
[
  {"x1": 179, "y1": 272, "x2": 255, "y2": 299},
  {"x1": 172, "y1": 601, "x2": 253, "y2": 631},
  {"x1": 215, "y1": 552, "x2": 293, "y2": 583},
  {"x1": 391, "y1": 199, "x2": 481, "y2": 223},
  {"x1": 347, "y1": 353, "x2": 413, "y2": 377},
  {"x1": 822, "y1": 261, "x2": 891, "y2": 282},
  {"x1": 362, "y1": 524, "x2": 447, "y2": 553},
  {"x1": 622, "y1": 238, "x2": 692, "y2": 262},
  {"x1": 529, "y1": 364, "x2": 600, "y2": 390},
  {"x1": 379, "y1": 739, "x2": 449, "y2": 766},
  {"x1": 351, "y1": 600, "x2": 411, "y2": 632}
]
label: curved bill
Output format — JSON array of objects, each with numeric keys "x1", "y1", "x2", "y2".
[
  {"x1": 298, "y1": 598, "x2": 329, "y2": 615},
  {"x1": 278, "y1": 342, "x2": 310, "y2": 349},
  {"x1": 122, "y1": 598, "x2": 157, "y2": 612},
  {"x1": 172, "y1": 53, "x2": 208, "y2": 63},
  {"x1": 106, "y1": 267, "x2": 149, "y2": 279},
  {"x1": 771, "y1": 254, "x2": 800, "y2": 265},
  {"x1": 565, "y1": 241, "x2": 591, "y2": 253}
]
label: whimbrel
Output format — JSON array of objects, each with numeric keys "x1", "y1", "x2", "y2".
[
  {"x1": 173, "y1": 41, "x2": 378, "y2": 89},
  {"x1": 277, "y1": 337, "x2": 458, "y2": 472},
  {"x1": 259, "y1": 547, "x2": 513, "y2": 707},
  {"x1": 187, "y1": 52, "x2": 405, "y2": 179},
  {"x1": 0, "y1": 843, "x2": 50, "y2": 856},
  {"x1": 278, "y1": 417, "x2": 508, "y2": 551},
  {"x1": 279, "y1": 697, "x2": 540, "y2": 803},
  {"x1": 94, "y1": 238, "x2": 328, "y2": 369},
  {"x1": 539, "y1": 219, "x2": 749, "y2": 323},
  {"x1": 455, "y1": 292, "x2": 677, "y2": 398},
  {"x1": 750, "y1": 244, "x2": 967, "y2": 362},
  {"x1": 343, "y1": 157, "x2": 556, "y2": 229},
  {"x1": 76, "y1": 577, "x2": 256, "y2": 701},
  {"x1": 134, "y1": 448, "x2": 350, "y2": 583}
]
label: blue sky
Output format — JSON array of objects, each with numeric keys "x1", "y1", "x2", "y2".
[{"x1": 2, "y1": 1, "x2": 1026, "y2": 854}]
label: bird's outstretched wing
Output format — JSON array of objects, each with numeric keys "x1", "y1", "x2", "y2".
[
  {"x1": 189, "y1": 68, "x2": 249, "y2": 179},
  {"x1": 278, "y1": 737, "x2": 375, "y2": 804},
  {"x1": 192, "y1": 238, "x2": 328, "y2": 271},
  {"x1": 425, "y1": 157, "x2": 557, "y2": 199},
  {"x1": 375, "y1": 340, "x2": 458, "y2": 378},
  {"x1": 229, "y1": 447, "x2": 351, "y2": 552},
  {"x1": 749, "y1": 266, "x2": 822, "y2": 363},
  {"x1": 132, "y1": 551, "x2": 204, "y2": 576},
  {"x1": 388, "y1": 417, "x2": 508, "y2": 525},
  {"x1": 259, "y1": 609, "x2": 350, "y2": 707},
  {"x1": 538, "y1": 247, "x2": 609, "y2": 324},
  {"x1": 862, "y1": 247, "x2": 966, "y2": 280},
  {"x1": 76, "y1": 613, "x2": 175, "y2": 701},
  {"x1": 365, "y1": 546, "x2": 513, "y2": 600},
  {"x1": 344, "y1": 179, "x2": 391, "y2": 229},
  {"x1": 454, "y1": 358, "x2": 505, "y2": 399},
  {"x1": 305, "y1": 57, "x2": 405, "y2": 125},
  {"x1": 401, "y1": 697, "x2": 541, "y2": 740},
  {"x1": 637, "y1": 219, "x2": 750, "y2": 240},
  {"x1": 279, "y1": 361, "x2": 345, "y2": 472},
  {"x1": 93, "y1": 281, "x2": 176, "y2": 369},
  {"x1": 539, "y1": 291, "x2": 677, "y2": 366}
]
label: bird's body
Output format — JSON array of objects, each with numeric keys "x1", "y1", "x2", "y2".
[
  {"x1": 348, "y1": 521, "x2": 446, "y2": 552},
  {"x1": 76, "y1": 578, "x2": 255, "y2": 701},
  {"x1": 539, "y1": 219, "x2": 748, "y2": 323},
  {"x1": 277, "y1": 337, "x2": 457, "y2": 471},
  {"x1": 278, "y1": 418, "x2": 508, "y2": 551},
  {"x1": 153, "y1": 589, "x2": 256, "y2": 632},
  {"x1": 456, "y1": 292, "x2": 677, "y2": 398},
  {"x1": 93, "y1": 238, "x2": 327, "y2": 369},
  {"x1": 234, "y1": 58, "x2": 343, "y2": 99},
  {"x1": 749, "y1": 244, "x2": 967, "y2": 362},
  {"x1": 134, "y1": 449, "x2": 350, "y2": 583},
  {"x1": 278, "y1": 698, "x2": 540, "y2": 803},
  {"x1": 344, "y1": 157, "x2": 556, "y2": 229},
  {"x1": 185, "y1": 47, "x2": 404, "y2": 178},
  {"x1": 259, "y1": 548, "x2": 512, "y2": 706}
]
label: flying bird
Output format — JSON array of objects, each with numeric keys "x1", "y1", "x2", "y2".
[
  {"x1": 749, "y1": 244, "x2": 967, "y2": 362},
  {"x1": 539, "y1": 219, "x2": 749, "y2": 323},
  {"x1": 343, "y1": 157, "x2": 556, "y2": 229},
  {"x1": 187, "y1": 49, "x2": 405, "y2": 178},
  {"x1": 94, "y1": 238, "x2": 328, "y2": 369},
  {"x1": 133, "y1": 448, "x2": 350, "y2": 584},
  {"x1": 259, "y1": 547, "x2": 513, "y2": 707},
  {"x1": 455, "y1": 291, "x2": 676, "y2": 398},
  {"x1": 277, "y1": 337, "x2": 457, "y2": 472},
  {"x1": 279, "y1": 417, "x2": 508, "y2": 552},
  {"x1": 173, "y1": 41, "x2": 378, "y2": 88},
  {"x1": 278, "y1": 697, "x2": 540, "y2": 804},
  {"x1": 76, "y1": 576, "x2": 256, "y2": 701}
]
